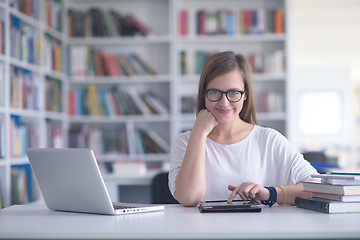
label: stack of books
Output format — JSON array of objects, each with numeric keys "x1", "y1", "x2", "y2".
[{"x1": 295, "y1": 173, "x2": 360, "y2": 213}]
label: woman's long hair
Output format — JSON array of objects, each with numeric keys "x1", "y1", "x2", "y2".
[{"x1": 196, "y1": 51, "x2": 257, "y2": 124}]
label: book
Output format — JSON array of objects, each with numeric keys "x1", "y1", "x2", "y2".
[
  {"x1": 302, "y1": 181, "x2": 360, "y2": 195},
  {"x1": 311, "y1": 173, "x2": 360, "y2": 185},
  {"x1": 311, "y1": 192, "x2": 360, "y2": 202},
  {"x1": 295, "y1": 196, "x2": 360, "y2": 214},
  {"x1": 330, "y1": 171, "x2": 360, "y2": 176}
]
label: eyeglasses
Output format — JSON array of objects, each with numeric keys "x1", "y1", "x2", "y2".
[{"x1": 204, "y1": 89, "x2": 245, "y2": 102}]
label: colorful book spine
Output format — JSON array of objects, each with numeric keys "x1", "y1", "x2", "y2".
[
  {"x1": 10, "y1": 66, "x2": 39, "y2": 111},
  {"x1": 11, "y1": 164, "x2": 34, "y2": 205},
  {"x1": 45, "y1": 119, "x2": 63, "y2": 148},
  {"x1": 45, "y1": 0, "x2": 63, "y2": 32},
  {"x1": 10, "y1": 15, "x2": 42, "y2": 65},
  {"x1": 45, "y1": 76, "x2": 62, "y2": 113},
  {"x1": 44, "y1": 34, "x2": 62, "y2": 72},
  {"x1": 179, "y1": 9, "x2": 188, "y2": 36}
]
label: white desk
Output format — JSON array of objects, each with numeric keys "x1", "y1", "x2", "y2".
[{"x1": 0, "y1": 204, "x2": 359, "y2": 239}]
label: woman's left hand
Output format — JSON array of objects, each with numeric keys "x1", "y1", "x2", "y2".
[{"x1": 227, "y1": 182, "x2": 270, "y2": 203}]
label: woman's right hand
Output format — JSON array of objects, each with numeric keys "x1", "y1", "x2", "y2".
[{"x1": 192, "y1": 109, "x2": 218, "y2": 136}]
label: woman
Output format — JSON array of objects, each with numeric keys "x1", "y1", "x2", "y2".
[{"x1": 169, "y1": 51, "x2": 317, "y2": 207}]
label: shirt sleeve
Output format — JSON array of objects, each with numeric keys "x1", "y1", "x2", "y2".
[
  {"x1": 268, "y1": 128, "x2": 318, "y2": 185},
  {"x1": 168, "y1": 132, "x2": 190, "y2": 196}
]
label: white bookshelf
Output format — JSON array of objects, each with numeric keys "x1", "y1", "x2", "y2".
[
  {"x1": 176, "y1": 0, "x2": 289, "y2": 136},
  {"x1": 0, "y1": 0, "x2": 290, "y2": 207},
  {"x1": 64, "y1": 0, "x2": 176, "y2": 167},
  {"x1": 0, "y1": 0, "x2": 67, "y2": 208}
]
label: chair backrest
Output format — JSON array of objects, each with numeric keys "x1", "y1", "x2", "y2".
[
  {"x1": 302, "y1": 151, "x2": 339, "y2": 174},
  {"x1": 151, "y1": 172, "x2": 178, "y2": 204}
]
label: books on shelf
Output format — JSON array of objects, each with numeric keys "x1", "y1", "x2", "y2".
[
  {"x1": 44, "y1": 34, "x2": 62, "y2": 72},
  {"x1": 134, "y1": 127, "x2": 170, "y2": 154},
  {"x1": 10, "y1": 0, "x2": 41, "y2": 20},
  {"x1": 256, "y1": 91, "x2": 285, "y2": 114},
  {"x1": 181, "y1": 96, "x2": 196, "y2": 114},
  {"x1": 180, "y1": 50, "x2": 285, "y2": 75},
  {"x1": 295, "y1": 196, "x2": 360, "y2": 214},
  {"x1": 10, "y1": 66, "x2": 39, "y2": 111},
  {"x1": 70, "y1": 47, "x2": 157, "y2": 77},
  {"x1": 12, "y1": 67, "x2": 38, "y2": 110},
  {"x1": 9, "y1": 115, "x2": 39, "y2": 158},
  {"x1": 11, "y1": 164, "x2": 35, "y2": 205},
  {"x1": 10, "y1": 15, "x2": 42, "y2": 65},
  {"x1": 68, "y1": 85, "x2": 169, "y2": 117},
  {"x1": 45, "y1": 0, "x2": 63, "y2": 32},
  {"x1": 68, "y1": 125, "x2": 128, "y2": 156},
  {"x1": 68, "y1": 8, "x2": 150, "y2": 37},
  {"x1": 179, "y1": 8, "x2": 284, "y2": 36}
]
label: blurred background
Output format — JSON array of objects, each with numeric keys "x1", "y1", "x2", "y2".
[{"x1": 0, "y1": 0, "x2": 359, "y2": 207}]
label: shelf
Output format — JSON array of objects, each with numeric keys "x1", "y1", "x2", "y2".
[
  {"x1": 68, "y1": 35, "x2": 171, "y2": 45},
  {"x1": 179, "y1": 73, "x2": 286, "y2": 83},
  {"x1": 133, "y1": 153, "x2": 170, "y2": 162},
  {"x1": 68, "y1": 114, "x2": 171, "y2": 123},
  {"x1": 44, "y1": 112, "x2": 66, "y2": 121},
  {"x1": 9, "y1": 58, "x2": 42, "y2": 73},
  {"x1": 253, "y1": 73, "x2": 286, "y2": 82},
  {"x1": 8, "y1": 157, "x2": 29, "y2": 165},
  {"x1": 257, "y1": 112, "x2": 287, "y2": 121},
  {"x1": 181, "y1": 113, "x2": 196, "y2": 122},
  {"x1": 9, "y1": 7, "x2": 41, "y2": 29},
  {"x1": 180, "y1": 34, "x2": 286, "y2": 44},
  {"x1": 9, "y1": 108, "x2": 41, "y2": 118},
  {"x1": 69, "y1": 74, "x2": 171, "y2": 85}
]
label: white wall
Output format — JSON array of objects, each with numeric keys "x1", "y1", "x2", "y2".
[
  {"x1": 289, "y1": 0, "x2": 360, "y2": 169},
  {"x1": 291, "y1": 0, "x2": 360, "y2": 81}
]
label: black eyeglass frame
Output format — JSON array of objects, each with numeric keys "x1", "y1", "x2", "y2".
[{"x1": 204, "y1": 89, "x2": 245, "y2": 103}]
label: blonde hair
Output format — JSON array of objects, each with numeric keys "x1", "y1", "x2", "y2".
[{"x1": 196, "y1": 51, "x2": 257, "y2": 124}]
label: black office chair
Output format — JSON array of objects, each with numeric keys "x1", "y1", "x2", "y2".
[
  {"x1": 151, "y1": 172, "x2": 178, "y2": 204},
  {"x1": 302, "y1": 151, "x2": 339, "y2": 174}
]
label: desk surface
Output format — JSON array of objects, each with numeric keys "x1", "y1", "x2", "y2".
[{"x1": 0, "y1": 204, "x2": 360, "y2": 239}]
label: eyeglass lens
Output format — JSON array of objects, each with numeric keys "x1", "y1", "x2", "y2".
[{"x1": 206, "y1": 90, "x2": 243, "y2": 102}]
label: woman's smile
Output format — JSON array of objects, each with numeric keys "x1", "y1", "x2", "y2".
[{"x1": 216, "y1": 108, "x2": 232, "y2": 114}]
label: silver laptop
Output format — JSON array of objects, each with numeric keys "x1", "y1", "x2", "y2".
[{"x1": 26, "y1": 148, "x2": 165, "y2": 215}]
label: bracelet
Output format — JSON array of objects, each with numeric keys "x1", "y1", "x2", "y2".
[
  {"x1": 260, "y1": 186, "x2": 277, "y2": 207},
  {"x1": 278, "y1": 186, "x2": 287, "y2": 206}
]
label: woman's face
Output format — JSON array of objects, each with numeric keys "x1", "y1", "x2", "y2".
[{"x1": 205, "y1": 69, "x2": 246, "y2": 125}]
